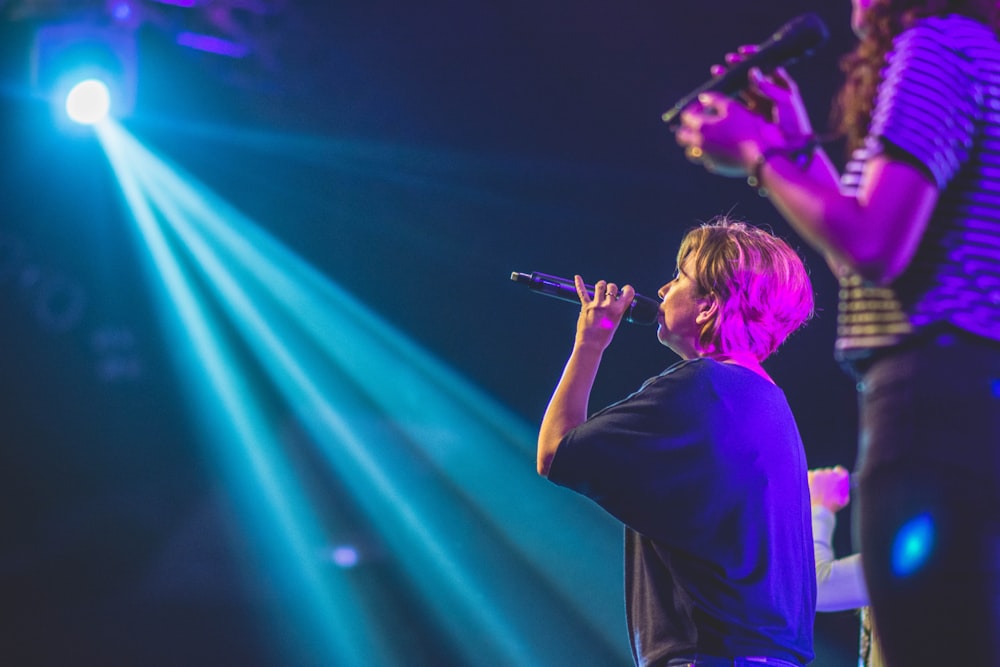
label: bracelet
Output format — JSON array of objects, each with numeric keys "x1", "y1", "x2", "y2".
[{"x1": 747, "y1": 136, "x2": 817, "y2": 197}]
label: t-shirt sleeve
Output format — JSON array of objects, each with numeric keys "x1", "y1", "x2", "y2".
[
  {"x1": 869, "y1": 20, "x2": 977, "y2": 189},
  {"x1": 546, "y1": 362, "x2": 719, "y2": 542}
]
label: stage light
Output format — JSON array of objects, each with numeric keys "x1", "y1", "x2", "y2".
[
  {"x1": 65, "y1": 78, "x2": 111, "y2": 125},
  {"x1": 32, "y1": 24, "x2": 137, "y2": 125}
]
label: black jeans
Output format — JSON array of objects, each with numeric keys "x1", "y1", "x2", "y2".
[{"x1": 855, "y1": 327, "x2": 1000, "y2": 665}]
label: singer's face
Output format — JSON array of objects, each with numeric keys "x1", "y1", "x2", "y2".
[{"x1": 656, "y1": 257, "x2": 709, "y2": 359}]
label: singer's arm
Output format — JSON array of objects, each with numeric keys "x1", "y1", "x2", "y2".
[
  {"x1": 537, "y1": 277, "x2": 633, "y2": 477},
  {"x1": 537, "y1": 340, "x2": 604, "y2": 477},
  {"x1": 677, "y1": 92, "x2": 938, "y2": 285},
  {"x1": 749, "y1": 140, "x2": 937, "y2": 284}
]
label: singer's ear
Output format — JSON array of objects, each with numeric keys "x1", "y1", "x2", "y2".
[{"x1": 695, "y1": 292, "x2": 719, "y2": 325}]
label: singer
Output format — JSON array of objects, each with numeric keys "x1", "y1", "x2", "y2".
[
  {"x1": 536, "y1": 218, "x2": 815, "y2": 666},
  {"x1": 674, "y1": 1, "x2": 1000, "y2": 664}
]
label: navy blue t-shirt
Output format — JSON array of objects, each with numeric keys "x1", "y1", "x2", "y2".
[{"x1": 548, "y1": 358, "x2": 815, "y2": 666}]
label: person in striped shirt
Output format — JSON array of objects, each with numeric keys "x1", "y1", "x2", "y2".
[{"x1": 674, "y1": 0, "x2": 1000, "y2": 664}]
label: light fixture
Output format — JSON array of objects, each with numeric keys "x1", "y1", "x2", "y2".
[
  {"x1": 65, "y1": 78, "x2": 112, "y2": 125},
  {"x1": 31, "y1": 23, "x2": 137, "y2": 125}
]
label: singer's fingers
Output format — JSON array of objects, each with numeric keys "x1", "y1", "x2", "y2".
[
  {"x1": 737, "y1": 43, "x2": 759, "y2": 56},
  {"x1": 710, "y1": 63, "x2": 726, "y2": 77},
  {"x1": 748, "y1": 68, "x2": 784, "y2": 96},
  {"x1": 693, "y1": 93, "x2": 724, "y2": 120},
  {"x1": 678, "y1": 105, "x2": 705, "y2": 132},
  {"x1": 619, "y1": 284, "x2": 636, "y2": 305},
  {"x1": 674, "y1": 125, "x2": 701, "y2": 156},
  {"x1": 574, "y1": 275, "x2": 592, "y2": 304},
  {"x1": 770, "y1": 66, "x2": 800, "y2": 93},
  {"x1": 723, "y1": 51, "x2": 744, "y2": 66},
  {"x1": 673, "y1": 119, "x2": 694, "y2": 146},
  {"x1": 697, "y1": 91, "x2": 727, "y2": 107},
  {"x1": 752, "y1": 66, "x2": 788, "y2": 91}
]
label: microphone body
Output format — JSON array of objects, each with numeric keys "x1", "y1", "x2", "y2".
[
  {"x1": 510, "y1": 271, "x2": 660, "y2": 326},
  {"x1": 661, "y1": 13, "x2": 829, "y2": 125}
]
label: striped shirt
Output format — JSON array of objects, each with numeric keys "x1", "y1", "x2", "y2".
[{"x1": 837, "y1": 14, "x2": 1000, "y2": 361}]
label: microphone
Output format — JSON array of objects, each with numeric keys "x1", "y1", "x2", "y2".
[
  {"x1": 510, "y1": 271, "x2": 660, "y2": 326},
  {"x1": 660, "y1": 12, "x2": 829, "y2": 125}
]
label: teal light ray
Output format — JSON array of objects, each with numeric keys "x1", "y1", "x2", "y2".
[
  {"x1": 96, "y1": 121, "x2": 379, "y2": 667},
  {"x1": 111, "y1": 123, "x2": 631, "y2": 664},
  {"x1": 130, "y1": 116, "x2": 663, "y2": 217},
  {"x1": 126, "y1": 129, "x2": 624, "y2": 621},
  {"x1": 118, "y1": 132, "x2": 626, "y2": 666}
]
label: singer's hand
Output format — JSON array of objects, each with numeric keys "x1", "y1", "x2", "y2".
[
  {"x1": 710, "y1": 46, "x2": 813, "y2": 140},
  {"x1": 747, "y1": 66, "x2": 814, "y2": 139},
  {"x1": 808, "y1": 465, "x2": 852, "y2": 513},
  {"x1": 711, "y1": 45, "x2": 775, "y2": 120},
  {"x1": 573, "y1": 276, "x2": 635, "y2": 351},
  {"x1": 675, "y1": 93, "x2": 780, "y2": 176}
]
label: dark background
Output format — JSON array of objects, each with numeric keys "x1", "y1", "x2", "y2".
[{"x1": 1, "y1": 1, "x2": 863, "y2": 664}]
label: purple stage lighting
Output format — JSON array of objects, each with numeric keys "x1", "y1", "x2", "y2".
[{"x1": 176, "y1": 32, "x2": 250, "y2": 58}]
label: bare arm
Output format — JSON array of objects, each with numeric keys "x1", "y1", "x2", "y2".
[
  {"x1": 537, "y1": 277, "x2": 634, "y2": 476},
  {"x1": 756, "y1": 147, "x2": 938, "y2": 284},
  {"x1": 537, "y1": 340, "x2": 603, "y2": 476},
  {"x1": 676, "y1": 79, "x2": 939, "y2": 285}
]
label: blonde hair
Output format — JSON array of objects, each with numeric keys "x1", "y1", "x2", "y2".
[{"x1": 677, "y1": 217, "x2": 814, "y2": 361}]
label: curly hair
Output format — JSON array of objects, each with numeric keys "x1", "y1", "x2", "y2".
[
  {"x1": 676, "y1": 217, "x2": 815, "y2": 362},
  {"x1": 834, "y1": 0, "x2": 1000, "y2": 152}
]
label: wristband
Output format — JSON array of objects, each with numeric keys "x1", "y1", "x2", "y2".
[{"x1": 747, "y1": 136, "x2": 817, "y2": 197}]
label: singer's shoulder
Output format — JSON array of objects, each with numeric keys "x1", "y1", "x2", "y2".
[
  {"x1": 653, "y1": 357, "x2": 781, "y2": 387},
  {"x1": 659, "y1": 358, "x2": 703, "y2": 378},
  {"x1": 645, "y1": 357, "x2": 724, "y2": 385},
  {"x1": 901, "y1": 14, "x2": 999, "y2": 53}
]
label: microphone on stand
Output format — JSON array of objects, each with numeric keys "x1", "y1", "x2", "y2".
[
  {"x1": 510, "y1": 271, "x2": 660, "y2": 326},
  {"x1": 660, "y1": 12, "x2": 829, "y2": 125}
]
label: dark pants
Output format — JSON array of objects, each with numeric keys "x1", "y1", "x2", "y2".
[{"x1": 855, "y1": 327, "x2": 1000, "y2": 665}]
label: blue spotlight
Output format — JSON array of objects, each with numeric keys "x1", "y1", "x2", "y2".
[
  {"x1": 892, "y1": 512, "x2": 934, "y2": 577},
  {"x1": 65, "y1": 78, "x2": 111, "y2": 125},
  {"x1": 32, "y1": 24, "x2": 137, "y2": 125}
]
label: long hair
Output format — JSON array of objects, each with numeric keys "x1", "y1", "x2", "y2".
[
  {"x1": 676, "y1": 217, "x2": 814, "y2": 362},
  {"x1": 834, "y1": 0, "x2": 1000, "y2": 152}
]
